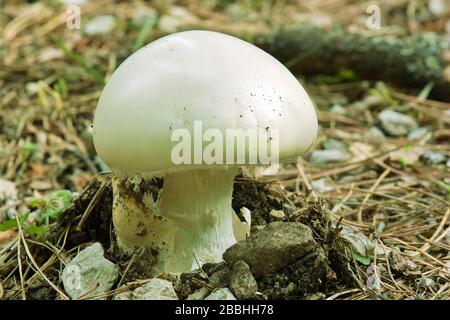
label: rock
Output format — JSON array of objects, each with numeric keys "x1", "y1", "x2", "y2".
[
  {"x1": 132, "y1": 278, "x2": 178, "y2": 300},
  {"x1": 429, "y1": 0, "x2": 448, "y2": 16},
  {"x1": 39, "y1": 48, "x2": 64, "y2": 62},
  {"x1": 378, "y1": 110, "x2": 418, "y2": 136},
  {"x1": 304, "y1": 292, "x2": 326, "y2": 300},
  {"x1": 309, "y1": 149, "x2": 351, "y2": 164},
  {"x1": 322, "y1": 138, "x2": 347, "y2": 150},
  {"x1": 84, "y1": 15, "x2": 116, "y2": 36},
  {"x1": 0, "y1": 179, "x2": 18, "y2": 222},
  {"x1": 131, "y1": 6, "x2": 157, "y2": 26},
  {"x1": 311, "y1": 178, "x2": 334, "y2": 193},
  {"x1": 269, "y1": 209, "x2": 285, "y2": 219},
  {"x1": 389, "y1": 250, "x2": 421, "y2": 277},
  {"x1": 209, "y1": 266, "x2": 231, "y2": 288},
  {"x1": 0, "y1": 179, "x2": 17, "y2": 203},
  {"x1": 61, "y1": 0, "x2": 88, "y2": 5},
  {"x1": 269, "y1": 209, "x2": 286, "y2": 220},
  {"x1": 259, "y1": 247, "x2": 336, "y2": 297},
  {"x1": 113, "y1": 290, "x2": 133, "y2": 300},
  {"x1": 422, "y1": 151, "x2": 447, "y2": 164},
  {"x1": 389, "y1": 146, "x2": 423, "y2": 165},
  {"x1": 366, "y1": 126, "x2": 386, "y2": 139},
  {"x1": 25, "y1": 82, "x2": 39, "y2": 96},
  {"x1": 407, "y1": 127, "x2": 429, "y2": 140},
  {"x1": 417, "y1": 278, "x2": 437, "y2": 288},
  {"x1": 329, "y1": 103, "x2": 346, "y2": 115},
  {"x1": 159, "y1": 6, "x2": 197, "y2": 33},
  {"x1": 187, "y1": 287, "x2": 211, "y2": 300},
  {"x1": 204, "y1": 288, "x2": 236, "y2": 300},
  {"x1": 61, "y1": 243, "x2": 119, "y2": 299},
  {"x1": 223, "y1": 222, "x2": 317, "y2": 277},
  {"x1": 61, "y1": 0, "x2": 88, "y2": 6},
  {"x1": 229, "y1": 261, "x2": 258, "y2": 299}
]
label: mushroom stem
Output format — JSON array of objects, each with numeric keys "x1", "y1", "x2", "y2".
[
  {"x1": 159, "y1": 168, "x2": 237, "y2": 272},
  {"x1": 111, "y1": 169, "x2": 238, "y2": 273}
]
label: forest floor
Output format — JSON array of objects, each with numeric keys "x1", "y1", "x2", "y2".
[{"x1": 0, "y1": 0, "x2": 449, "y2": 300}]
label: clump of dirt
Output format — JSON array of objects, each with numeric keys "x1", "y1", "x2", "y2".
[
  {"x1": 258, "y1": 247, "x2": 337, "y2": 299},
  {"x1": 232, "y1": 177, "x2": 285, "y2": 226}
]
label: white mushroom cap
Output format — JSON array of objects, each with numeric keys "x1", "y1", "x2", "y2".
[{"x1": 93, "y1": 30, "x2": 318, "y2": 175}]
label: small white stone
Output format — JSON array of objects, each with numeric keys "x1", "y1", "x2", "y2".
[
  {"x1": 429, "y1": 0, "x2": 448, "y2": 16},
  {"x1": 131, "y1": 7, "x2": 157, "y2": 26},
  {"x1": 366, "y1": 126, "x2": 386, "y2": 139},
  {"x1": 204, "y1": 288, "x2": 236, "y2": 300},
  {"x1": 329, "y1": 104, "x2": 346, "y2": 115},
  {"x1": 311, "y1": 178, "x2": 334, "y2": 194},
  {"x1": 61, "y1": 243, "x2": 119, "y2": 299},
  {"x1": 309, "y1": 149, "x2": 351, "y2": 164},
  {"x1": 132, "y1": 278, "x2": 178, "y2": 300},
  {"x1": 159, "y1": 6, "x2": 197, "y2": 33},
  {"x1": 25, "y1": 82, "x2": 39, "y2": 96},
  {"x1": 407, "y1": 127, "x2": 428, "y2": 140},
  {"x1": 269, "y1": 209, "x2": 285, "y2": 219},
  {"x1": 84, "y1": 15, "x2": 116, "y2": 36},
  {"x1": 378, "y1": 110, "x2": 418, "y2": 136}
]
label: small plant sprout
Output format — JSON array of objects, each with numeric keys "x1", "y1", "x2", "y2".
[{"x1": 93, "y1": 30, "x2": 318, "y2": 273}]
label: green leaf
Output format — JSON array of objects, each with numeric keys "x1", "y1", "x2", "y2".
[
  {"x1": 352, "y1": 251, "x2": 371, "y2": 265},
  {"x1": 51, "y1": 33, "x2": 105, "y2": 85},
  {"x1": 40, "y1": 190, "x2": 73, "y2": 220},
  {"x1": 20, "y1": 141, "x2": 39, "y2": 158},
  {"x1": 133, "y1": 15, "x2": 158, "y2": 52},
  {"x1": 0, "y1": 219, "x2": 18, "y2": 232},
  {"x1": 0, "y1": 212, "x2": 30, "y2": 232},
  {"x1": 24, "y1": 225, "x2": 47, "y2": 236},
  {"x1": 314, "y1": 69, "x2": 358, "y2": 85},
  {"x1": 418, "y1": 82, "x2": 434, "y2": 100}
]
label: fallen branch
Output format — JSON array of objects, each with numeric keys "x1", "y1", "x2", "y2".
[{"x1": 255, "y1": 23, "x2": 450, "y2": 100}]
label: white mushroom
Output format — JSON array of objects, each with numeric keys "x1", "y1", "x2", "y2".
[{"x1": 93, "y1": 30, "x2": 318, "y2": 273}]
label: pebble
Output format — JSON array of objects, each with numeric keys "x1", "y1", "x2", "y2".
[
  {"x1": 229, "y1": 261, "x2": 258, "y2": 299},
  {"x1": 204, "y1": 288, "x2": 236, "y2": 300},
  {"x1": 378, "y1": 110, "x2": 418, "y2": 136},
  {"x1": 407, "y1": 127, "x2": 429, "y2": 140},
  {"x1": 422, "y1": 150, "x2": 447, "y2": 164},
  {"x1": 159, "y1": 6, "x2": 197, "y2": 33},
  {"x1": 223, "y1": 222, "x2": 317, "y2": 277},
  {"x1": 311, "y1": 178, "x2": 334, "y2": 193},
  {"x1": 269, "y1": 209, "x2": 285, "y2": 219},
  {"x1": 329, "y1": 103, "x2": 346, "y2": 115},
  {"x1": 131, "y1": 6, "x2": 158, "y2": 26},
  {"x1": 366, "y1": 126, "x2": 386, "y2": 139},
  {"x1": 187, "y1": 287, "x2": 211, "y2": 300},
  {"x1": 61, "y1": 243, "x2": 119, "y2": 299},
  {"x1": 322, "y1": 138, "x2": 347, "y2": 150},
  {"x1": 309, "y1": 149, "x2": 351, "y2": 164},
  {"x1": 84, "y1": 15, "x2": 116, "y2": 36},
  {"x1": 132, "y1": 278, "x2": 178, "y2": 300},
  {"x1": 209, "y1": 266, "x2": 231, "y2": 288}
]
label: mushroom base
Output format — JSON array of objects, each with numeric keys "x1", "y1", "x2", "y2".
[{"x1": 112, "y1": 169, "x2": 238, "y2": 273}]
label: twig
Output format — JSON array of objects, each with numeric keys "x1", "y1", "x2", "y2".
[
  {"x1": 357, "y1": 168, "x2": 391, "y2": 224},
  {"x1": 76, "y1": 181, "x2": 108, "y2": 231},
  {"x1": 15, "y1": 217, "x2": 70, "y2": 300},
  {"x1": 296, "y1": 160, "x2": 318, "y2": 200},
  {"x1": 15, "y1": 217, "x2": 26, "y2": 300}
]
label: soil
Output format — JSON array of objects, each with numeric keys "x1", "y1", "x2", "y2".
[{"x1": 45, "y1": 173, "x2": 357, "y2": 300}]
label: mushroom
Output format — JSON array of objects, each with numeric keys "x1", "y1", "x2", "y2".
[{"x1": 93, "y1": 30, "x2": 318, "y2": 273}]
